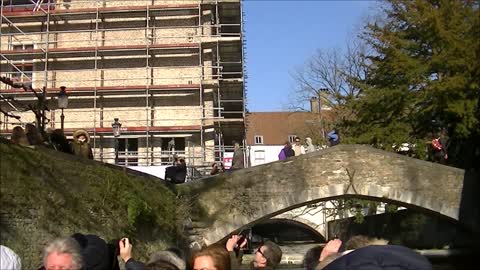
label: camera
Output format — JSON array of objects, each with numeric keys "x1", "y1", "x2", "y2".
[
  {"x1": 236, "y1": 235, "x2": 246, "y2": 246},
  {"x1": 235, "y1": 231, "x2": 248, "y2": 251}
]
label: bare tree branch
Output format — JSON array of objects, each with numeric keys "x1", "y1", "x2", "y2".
[
  {"x1": 289, "y1": 38, "x2": 370, "y2": 112},
  {"x1": 0, "y1": 108, "x2": 21, "y2": 120},
  {"x1": 0, "y1": 76, "x2": 51, "y2": 129}
]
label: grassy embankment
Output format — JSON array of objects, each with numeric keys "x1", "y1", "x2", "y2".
[{"x1": 0, "y1": 139, "x2": 184, "y2": 269}]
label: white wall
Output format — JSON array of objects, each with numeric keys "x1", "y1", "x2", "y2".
[
  {"x1": 128, "y1": 165, "x2": 168, "y2": 179},
  {"x1": 248, "y1": 145, "x2": 284, "y2": 167}
]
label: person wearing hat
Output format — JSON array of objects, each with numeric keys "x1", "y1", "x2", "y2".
[
  {"x1": 70, "y1": 233, "x2": 119, "y2": 270},
  {"x1": 226, "y1": 235, "x2": 282, "y2": 269},
  {"x1": 71, "y1": 129, "x2": 93, "y2": 159}
]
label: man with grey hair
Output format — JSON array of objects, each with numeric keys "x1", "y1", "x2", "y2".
[
  {"x1": 43, "y1": 237, "x2": 83, "y2": 270},
  {"x1": 147, "y1": 248, "x2": 186, "y2": 270}
]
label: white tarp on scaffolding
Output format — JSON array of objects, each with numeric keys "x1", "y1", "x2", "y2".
[{"x1": 128, "y1": 166, "x2": 169, "y2": 180}]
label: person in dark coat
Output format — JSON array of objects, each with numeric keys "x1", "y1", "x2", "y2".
[
  {"x1": 431, "y1": 129, "x2": 449, "y2": 164},
  {"x1": 278, "y1": 142, "x2": 295, "y2": 160},
  {"x1": 327, "y1": 129, "x2": 340, "y2": 147},
  {"x1": 118, "y1": 238, "x2": 145, "y2": 270},
  {"x1": 71, "y1": 129, "x2": 93, "y2": 159},
  {"x1": 25, "y1": 123, "x2": 43, "y2": 145},
  {"x1": 174, "y1": 159, "x2": 187, "y2": 183},
  {"x1": 71, "y1": 233, "x2": 119, "y2": 270},
  {"x1": 322, "y1": 245, "x2": 432, "y2": 270},
  {"x1": 10, "y1": 126, "x2": 30, "y2": 146},
  {"x1": 119, "y1": 237, "x2": 186, "y2": 270},
  {"x1": 210, "y1": 162, "x2": 225, "y2": 175},
  {"x1": 46, "y1": 128, "x2": 72, "y2": 154}
]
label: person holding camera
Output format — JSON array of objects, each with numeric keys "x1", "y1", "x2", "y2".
[
  {"x1": 226, "y1": 235, "x2": 282, "y2": 270},
  {"x1": 119, "y1": 238, "x2": 187, "y2": 270},
  {"x1": 119, "y1": 238, "x2": 145, "y2": 270}
]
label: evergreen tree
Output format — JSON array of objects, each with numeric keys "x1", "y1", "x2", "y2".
[{"x1": 344, "y1": 0, "x2": 480, "y2": 168}]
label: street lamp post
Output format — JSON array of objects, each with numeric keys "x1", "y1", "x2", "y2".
[
  {"x1": 318, "y1": 88, "x2": 328, "y2": 145},
  {"x1": 112, "y1": 118, "x2": 122, "y2": 164},
  {"x1": 57, "y1": 86, "x2": 68, "y2": 131}
]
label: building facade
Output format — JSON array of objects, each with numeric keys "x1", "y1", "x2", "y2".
[
  {"x1": 246, "y1": 110, "x2": 334, "y2": 167},
  {"x1": 0, "y1": 0, "x2": 245, "y2": 176}
]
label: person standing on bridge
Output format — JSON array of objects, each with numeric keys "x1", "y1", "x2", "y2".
[
  {"x1": 71, "y1": 129, "x2": 93, "y2": 159},
  {"x1": 305, "y1": 137, "x2": 316, "y2": 153},
  {"x1": 278, "y1": 141, "x2": 295, "y2": 160},
  {"x1": 231, "y1": 142, "x2": 245, "y2": 169},
  {"x1": 292, "y1": 137, "x2": 306, "y2": 156},
  {"x1": 327, "y1": 128, "x2": 340, "y2": 147},
  {"x1": 431, "y1": 129, "x2": 449, "y2": 165}
]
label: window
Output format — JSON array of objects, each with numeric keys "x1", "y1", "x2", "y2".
[
  {"x1": 254, "y1": 135, "x2": 263, "y2": 145},
  {"x1": 288, "y1": 135, "x2": 297, "y2": 144},
  {"x1": 117, "y1": 138, "x2": 138, "y2": 166},
  {"x1": 13, "y1": 44, "x2": 34, "y2": 51},
  {"x1": 11, "y1": 44, "x2": 34, "y2": 81}
]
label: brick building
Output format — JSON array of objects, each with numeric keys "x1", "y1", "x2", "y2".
[
  {"x1": 0, "y1": 0, "x2": 245, "y2": 176},
  {"x1": 246, "y1": 103, "x2": 334, "y2": 167}
]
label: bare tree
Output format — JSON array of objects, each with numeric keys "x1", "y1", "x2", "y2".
[
  {"x1": 290, "y1": 38, "x2": 369, "y2": 111},
  {"x1": 0, "y1": 76, "x2": 50, "y2": 132}
]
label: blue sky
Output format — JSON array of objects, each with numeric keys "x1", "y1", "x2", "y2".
[{"x1": 243, "y1": 0, "x2": 376, "y2": 111}]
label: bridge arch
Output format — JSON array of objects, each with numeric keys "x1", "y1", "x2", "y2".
[
  {"x1": 249, "y1": 218, "x2": 326, "y2": 243},
  {"x1": 180, "y1": 145, "x2": 465, "y2": 246}
]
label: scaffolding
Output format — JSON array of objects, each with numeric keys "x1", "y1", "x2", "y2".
[{"x1": 0, "y1": 0, "x2": 245, "y2": 173}]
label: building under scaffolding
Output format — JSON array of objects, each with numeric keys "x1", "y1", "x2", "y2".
[{"x1": 0, "y1": 0, "x2": 246, "y2": 177}]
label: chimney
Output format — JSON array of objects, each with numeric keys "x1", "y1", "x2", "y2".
[{"x1": 310, "y1": 97, "x2": 319, "y2": 113}]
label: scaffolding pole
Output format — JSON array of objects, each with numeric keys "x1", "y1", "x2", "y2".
[{"x1": 0, "y1": 0, "x2": 245, "y2": 172}]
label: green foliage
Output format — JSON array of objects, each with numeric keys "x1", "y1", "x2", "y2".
[
  {"x1": 338, "y1": 199, "x2": 381, "y2": 223},
  {"x1": 385, "y1": 203, "x2": 399, "y2": 213},
  {"x1": 399, "y1": 213, "x2": 427, "y2": 246},
  {"x1": 0, "y1": 141, "x2": 182, "y2": 269},
  {"x1": 339, "y1": 0, "x2": 480, "y2": 168},
  {"x1": 124, "y1": 193, "x2": 154, "y2": 228}
]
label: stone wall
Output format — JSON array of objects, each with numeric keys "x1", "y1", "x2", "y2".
[{"x1": 179, "y1": 145, "x2": 466, "y2": 246}]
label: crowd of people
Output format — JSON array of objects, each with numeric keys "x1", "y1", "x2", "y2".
[
  {"x1": 303, "y1": 235, "x2": 432, "y2": 270},
  {"x1": 0, "y1": 233, "x2": 433, "y2": 270},
  {"x1": 279, "y1": 129, "x2": 340, "y2": 161},
  {"x1": 9, "y1": 124, "x2": 93, "y2": 159}
]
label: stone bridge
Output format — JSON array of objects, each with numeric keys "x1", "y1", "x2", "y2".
[{"x1": 178, "y1": 145, "x2": 475, "y2": 248}]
